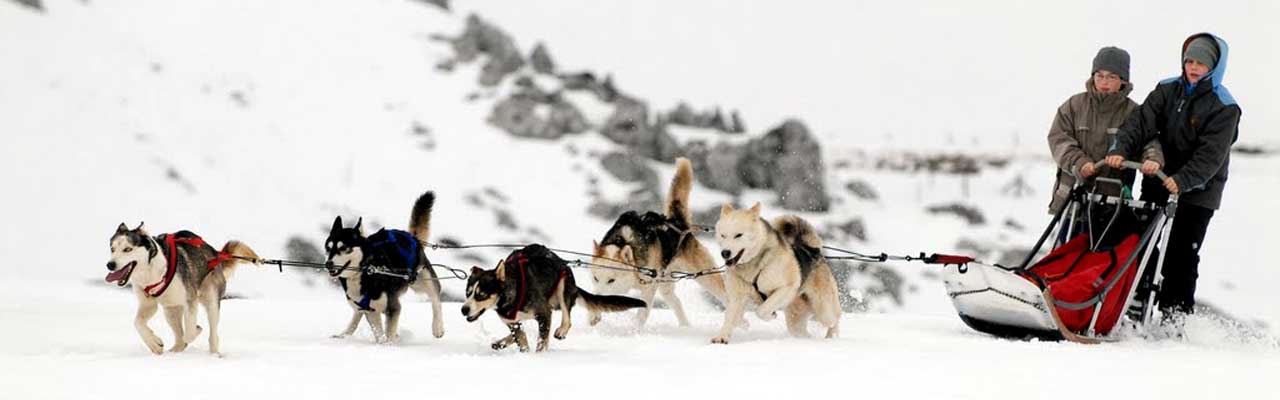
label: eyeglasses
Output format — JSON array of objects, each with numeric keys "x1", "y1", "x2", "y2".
[{"x1": 1093, "y1": 72, "x2": 1123, "y2": 82}]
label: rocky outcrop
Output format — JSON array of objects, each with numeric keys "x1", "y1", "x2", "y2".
[
  {"x1": 927, "y1": 203, "x2": 986, "y2": 225},
  {"x1": 530, "y1": 42, "x2": 555, "y2": 75},
  {"x1": 9, "y1": 0, "x2": 41, "y2": 12},
  {"x1": 488, "y1": 79, "x2": 588, "y2": 140},
  {"x1": 446, "y1": 14, "x2": 525, "y2": 87},
  {"x1": 600, "y1": 152, "x2": 658, "y2": 184},
  {"x1": 661, "y1": 102, "x2": 745, "y2": 134},
  {"x1": 559, "y1": 72, "x2": 620, "y2": 103}
]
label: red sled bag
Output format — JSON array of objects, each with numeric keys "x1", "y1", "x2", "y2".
[{"x1": 1023, "y1": 233, "x2": 1142, "y2": 336}]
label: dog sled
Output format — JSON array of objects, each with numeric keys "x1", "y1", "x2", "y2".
[{"x1": 943, "y1": 161, "x2": 1179, "y2": 343}]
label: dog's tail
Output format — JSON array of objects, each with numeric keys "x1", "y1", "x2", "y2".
[
  {"x1": 218, "y1": 241, "x2": 260, "y2": 281},
  {"x1": 773, "y1": 215, "x2": 823, "y2": 250},
  {"x1": 576, "y1": 287, "x2": 647, "y2": 314},
  {"x1": 409, "y1": 191, "x2": 435, "y2": 244},
  {"x1": 665, "y1": 157, "x2": 694, "y2": 226}
]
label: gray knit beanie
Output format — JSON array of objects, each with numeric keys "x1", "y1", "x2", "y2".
[
  {"x1": 1092, "y1": 46, "x2": 1130, "y2": 81},
  {"x1": 1184, "y1": 36, "x2": 1218, "y2": 70}
]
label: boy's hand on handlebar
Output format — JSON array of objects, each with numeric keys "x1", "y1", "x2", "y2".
[
  {"x1": 1080, "y1": 162, "x2": 1096, "y2": 178},
  {"x1": 1140, "y1": 160, "x2": 1162, "y2": 176},
  {"x1": 1105, "y1": 155, "x2": 1125, "y2": 169}
]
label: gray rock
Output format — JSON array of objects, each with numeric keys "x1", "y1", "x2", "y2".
[
  {"x1": 10, "y1": 0, "x2": 41, "y2": 12},
  {"x1": 700, "y1": 142, "x2": 748, "y2": 194},
  {"x1": 927, "y1": 203, "x2": 986, "y2": 225},
  {"x1": 828, "y1": 218, "x2": 868, "y2": 242},
  {"x1": 600, "y1": 152, "x2": 658, "y2": 184},
  {"x1": 448, "y1": 14, "x2": 525, "y2": 87},
  {"x1": 663, "y1": 102, "x2": 745, "y2": 134},
  {"x1": 600, "y1": 96, "x2": 651, "y2": 144},
  {"x1": 747, "y1": 119, "x2": 830, "y2": 211},
  {"x1": 530, "y1": 42, "x2": 555, "y2": 75},
  {"x1": 488, "y1": 92, "x2": 588, "y2": 140},
  {"x1": 558, "y1": 71, "x2": 620, "y2": 103},
  {"x1": 414, "y1": 0, "x2": 450, "y2": 11},
  {"x1": 844, "y1": 179, "x2": 879, "y2": 200}
]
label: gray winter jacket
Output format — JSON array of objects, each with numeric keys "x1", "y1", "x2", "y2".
[{"x1": 1047, "y1": 78, "x2": 1164, "y2": 212}]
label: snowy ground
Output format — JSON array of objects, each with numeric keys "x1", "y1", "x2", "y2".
[
  {"x1": 1, "y1": 280, "x2": 1274, "y2": 400},
  {"x1": 2, "y1": 1, "x2": 1278, "y2": 398}
]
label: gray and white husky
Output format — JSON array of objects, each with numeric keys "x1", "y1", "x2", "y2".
[{"x1": 104, "y1": 222, "x2": 260, "y2": 356}]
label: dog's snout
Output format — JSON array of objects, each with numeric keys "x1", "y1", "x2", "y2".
[
  {"x1": 721, "y1": 250, "x2": 731, "y2": 259},
  {"x1": 106, "y1": 261, "x2": 116, "y2": 271},
  {"x1": 460, "y1": 306, "x2": 470, "y2": 316}
]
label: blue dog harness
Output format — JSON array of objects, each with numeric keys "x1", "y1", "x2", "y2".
[
  {"x1": 367, "y1": 229, "x2": 420, "y2": 280},
  {"x1": 339, "y1": 278, "x2": 374, "y2": 311}
]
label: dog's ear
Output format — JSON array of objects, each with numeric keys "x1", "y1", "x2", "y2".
[
  {"x1": 354, "y1": 217, "x2": 363, "y2": 234},
  {"x1": 592, "y1": 240, "x2": 601, "y2": 254},
  {"x1": 748, "y1": 202, "x2": 761, "y2": 216},
  {"x1": 620, "y1": 245, "x2": 635, "y2": 264},
  {"x1": 470, "y1": 266, "x2": 484, "y2": 277},
  {"x1": 495, "y1": 259, "x2": 507, "y2": 281},
  {"x1": 331, "y1": 216, "x2": 343, "y2": 233},
  {"x1": 135, "y1": 221, "x2": 148, "y2": 236},
  {"x1": 144, "y1": 237, "x2": 158, "y2": 260},
  {"x1": 116, "y1": 222, "x2": 128, "y2": 234},
  {"x1": 721, "y1": 203, "x2": 734, "y2": 215}
]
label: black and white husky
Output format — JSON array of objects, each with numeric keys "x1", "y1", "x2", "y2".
[
  {"x1": 324, "y1": 191, "x2": 446, "y2": 344},
  {"x1": 105, "y1": 222, "x2": 260, "y2": 356},
  {"x1": 590, "y1": 158, "x2": 728, "y2": 327}
]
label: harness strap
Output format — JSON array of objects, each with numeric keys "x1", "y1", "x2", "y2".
[
  {"x1": 144, "y1": 234, "x2": 231, "y2": 297},
  {"x1": 502, "y1": 252, "x2": 530, "y2": 320},
  {"x1": 339, "y1": 278, "x2": 374, "y2": 311}
]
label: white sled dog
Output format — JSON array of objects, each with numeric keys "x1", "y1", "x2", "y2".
[{"x1": 711, "y1": 204, "x2": 840, "y2": 344}]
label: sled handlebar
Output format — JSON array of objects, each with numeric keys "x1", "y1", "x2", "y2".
[{"x1": 1089, "y1": 159, "x2": 1168, "y2": 181}]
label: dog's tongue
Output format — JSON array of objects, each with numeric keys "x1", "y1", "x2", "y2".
[{"x1": 105, "y1": 267, "x2": 130, "y2": 283}]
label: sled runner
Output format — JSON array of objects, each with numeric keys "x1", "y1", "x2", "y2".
[{"x1": 944, "y1": 160, "x2": 1179, "y2": 342}]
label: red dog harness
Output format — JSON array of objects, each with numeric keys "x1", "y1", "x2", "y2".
[
  {"x1": 499, "y1": 251, "x2": 567, "y2": 320},
  {"x1": 144, "y1": 234, "x2": 230, "y2": 297}
]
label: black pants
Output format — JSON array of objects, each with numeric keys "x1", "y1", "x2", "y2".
[{"x1": 1145, "y1": 202, "x2": 1215, "y2": 314}]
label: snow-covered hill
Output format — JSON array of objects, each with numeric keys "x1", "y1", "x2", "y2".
[{"x1": 1, "y1": 1, "x2": 1277, "y2": 398}]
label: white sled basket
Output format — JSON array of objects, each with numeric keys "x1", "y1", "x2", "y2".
[{"x1": 944, "y1": 264, "x2": 1059, "y2": 339}]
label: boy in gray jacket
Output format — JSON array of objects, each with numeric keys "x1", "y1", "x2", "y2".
[{"x1": 1048, "y1": 46, "x2": 1163, "y2": 214}]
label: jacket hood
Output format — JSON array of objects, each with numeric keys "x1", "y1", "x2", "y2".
[{"x1": 1164, "y1": 32, "x2": 1236, "y2": 105}]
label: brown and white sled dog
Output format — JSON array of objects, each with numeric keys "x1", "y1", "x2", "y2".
[
  {"x1": 324, "y1": 191, "x2": 445, "y2": 344},
  {"x1": 104, "y1": 222, "x2": 260, "y2": 356},
  {"x1": 711, "y1": 204, "x2": 840, "y2": 344},
  {"x1": 461, "y1": 244, "x2": 647, "y2": 352},
  {"x1": 590, "y1": 157, "x2": 727, "y2": 327}
]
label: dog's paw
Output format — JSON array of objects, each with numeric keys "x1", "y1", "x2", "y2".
[
  {"x1": 554, "y1": 327, "x2": 570, "y2": 340},
  {"x1": 330, "y1": 333, "x2": 351, "y2": 339},
  {"x1": 755, "y1": 310, "x2": 777, "y2": 321},
  {"x1": 491, "y1": 341, "x2": 508, "y2": 351},
  {"x1": 183, "y1": 325, "x2": 204, "y2": 343},
  {"x1": 147, "y1": 339, "x2": 164, "y2": 355},
  {"x1": 711, "y1": 335, "x2": 730, "y2": 345},
  {"x1": 169, "y1": 342, "x2": 188, "y2": 353},
  {"x1": 536, "y1": 342, "x2": 549, "y2": 352}
]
